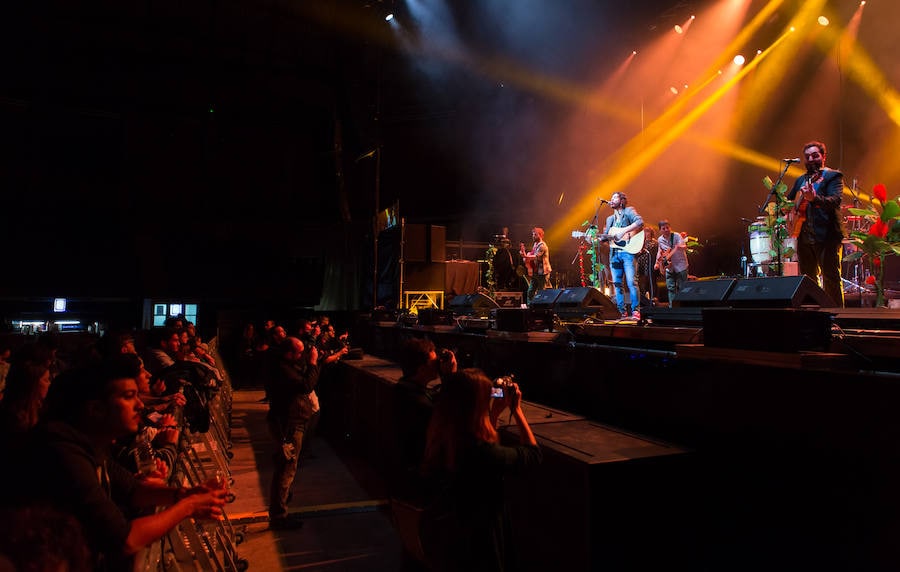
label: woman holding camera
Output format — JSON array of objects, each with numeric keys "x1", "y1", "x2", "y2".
[{"x1": 423, "y1": 368, "x2": 541, "y2": 572}]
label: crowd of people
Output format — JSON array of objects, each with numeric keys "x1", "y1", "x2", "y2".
[
  {"x1": 0, "y1": 317, "x2": 227, "y2": 572},
  {"x1": 234, "y1": 315, "x2": 351, "y2": 530}
]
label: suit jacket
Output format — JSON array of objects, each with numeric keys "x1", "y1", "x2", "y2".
[{"x1": 787, "y1": 168, "x2": 844, "y2": 243}]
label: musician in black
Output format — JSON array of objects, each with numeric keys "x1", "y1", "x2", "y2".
[
  {"x1": 786, "y1": 141, "x2": 844, "y2": 307},
  {"x1": 653, "y1": 220, "x2": 689, "y2": 304},
  {"x1": 603, "y1": 192, "x2": 644, "y2": 319},
  {"x1": 491, "y1": 236, "x2": 523, "y2": 292}
]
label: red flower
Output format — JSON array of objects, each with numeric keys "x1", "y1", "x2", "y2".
[
  {"x1": 873, "y1": 183, "x2": 887, "y2": 203},
  {"x1": 866, "y1": 275, "x2": 877, "y2": 285},
  {"x1": 869, "y1": 219, "x2": 889, "y2": 238},
  {"x1": 874, "y1": 257, "x2": 882, "y2": 268}
]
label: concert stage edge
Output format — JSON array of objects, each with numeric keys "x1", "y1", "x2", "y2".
[{"x1": 347, "y1": 284, "x2": 900, "y2": 571}]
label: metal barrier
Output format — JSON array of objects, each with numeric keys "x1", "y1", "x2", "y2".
[{"x1": 142, "y1": 338, "x2": 249, "y2": 571}]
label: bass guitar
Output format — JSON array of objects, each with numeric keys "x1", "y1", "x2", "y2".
[{"x1": 572, "y1": 229, "x2": 645, "y2": 255}]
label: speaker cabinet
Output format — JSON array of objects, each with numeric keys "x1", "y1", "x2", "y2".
[
  {"x1": 554, "y1": 287, "x2": 619, "y2": 319},
  {"x1": 530, "y1": 288, "x2": 562, "y2": 310},
  {"x1": 449, "y1": 292, "x2": 500, "y2": 317},
  {"x1": 405, "y1": 223, "x2": 446, "y2": 263},
  {"x1": 493, "y1": 308, "x2": 555, "y2": 332},
  {"x1": 416, "y1": 308, "x2": 455, "y2": 326},
  {"x1": 671, "y1": 279, "x2": 736, "y2": 308},
  {"x1": 727, "y1": 276, "x2": 834, "y2": 308}
]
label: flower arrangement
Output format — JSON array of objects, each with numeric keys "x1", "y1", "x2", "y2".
[{"x1": 846, "y1": 184, "x2": 900, "y2": 307}]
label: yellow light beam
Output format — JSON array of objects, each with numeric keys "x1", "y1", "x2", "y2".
[{"x1": 550, "y1": 28, "x2": 796, "y2": 243}]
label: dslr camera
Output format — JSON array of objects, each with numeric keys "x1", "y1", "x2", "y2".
[{"x1": 491, "y1": 375, "x2": 515, "y2": 399}]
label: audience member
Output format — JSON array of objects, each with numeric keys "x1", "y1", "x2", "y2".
[
  {"x1": 0, "y1": 506, "x2": 91, "y2": 572},
  {"x1": 422, "y1": 368, "x2": 541, "y2": 572},
  {"x1": 22, "y1": 361, "x2": 226, "y2": 571},
  {"x1": 0, "y1": 351, "x2": 51, "y2": 436},
  {"x1": 394, "y1": 338, "x2": 456, "y2": 475},
  {"x1": 142, "y1": 328, "x2": 180, "y2": 376},
  {"x1": 267, "y1": 336, "x2": 319, "y2": 529},
  {"x1": 0, "y1": 345, "x2": 11, "y2": 401}
]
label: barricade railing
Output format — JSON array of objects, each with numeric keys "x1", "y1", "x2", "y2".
[{"x1": 142, "y1": 338, "x2": 248, "y2": 572}]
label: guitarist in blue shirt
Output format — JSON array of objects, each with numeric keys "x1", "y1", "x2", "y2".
[{"x1": 603, "y1": 192, "x2": 645, "y2": 319}]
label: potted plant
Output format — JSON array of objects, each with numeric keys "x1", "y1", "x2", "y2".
[{"x1": 846, "y1": 184, "x2": 900, "y2": 307}]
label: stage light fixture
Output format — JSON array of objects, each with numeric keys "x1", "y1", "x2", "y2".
[
  {"x1": 675, "y1": 25, "x2": 683, "y2": 34},
  {"x1": 385, "y1": 13, "x2": 394, "y2": 21},
  {"x1": 670, "y1": 86, "x2": 679, "y2": 94},
  {"x1": 818, "y1": 16, "x2": 829, "y2": 26},
  {"x1": 733, "y1": 54, "x2": 745, "y2": 65}
]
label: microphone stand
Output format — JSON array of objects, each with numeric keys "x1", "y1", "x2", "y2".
[
  {"x1": 757, "y1": 161, "x2": 793, "y2": 277},
  {"x1": 846, "y1": 177, "x2": 864, "y2": 306}
]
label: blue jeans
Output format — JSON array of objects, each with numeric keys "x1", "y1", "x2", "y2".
[{"x1": 610, "y1": 249, "x2": 640, "y2": 313}]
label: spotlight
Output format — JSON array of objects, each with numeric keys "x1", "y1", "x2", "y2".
[
  {"x1": 674, "y1": 25, "x2": 683, "y2": 34},
  {"x1": 861, "y1": 1, "x2": 865, "y2": 5},
  {"x1": 670, "y1": 86, "x2": 679, "y2": 95},
  {"x1": 385, "y1": 13, "x2": 394, "y2": 21},
  {"x1": 632, "y1": 50, "x2": 638, "y2": 55},
  {"x1": 690, "y1": 15, "x2": 695, "y2": 20},
  {"x1": 733, "y1": 54, "x2": 745, "y2": 66},
  {"x1": 818, "y1": 16, "x2": 829, "y2": 26}
]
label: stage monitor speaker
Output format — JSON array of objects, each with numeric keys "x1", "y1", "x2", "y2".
[
  {"x1": 726, "y1": 276, "x2": 835, "y2": 308},
  {"x1": 493, "y1": 308, "x2": 554, "y2": 332},
  {"x1": 530, "y1": 288, "x2": 562, "y2": 310},
  {"x1": 671, "y1": 279, "x2": 736, "y2": 308},
  {"x1": 449, "y1": 292, "x2": 500, "y2": 317},
  {"x1": 554, "y1": 287, "x2": 619, "y2": 319}
]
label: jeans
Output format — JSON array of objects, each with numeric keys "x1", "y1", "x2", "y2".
[
  {"x1": 267, "y1": 397, "x2": 313, "y2": 519},
  {"x1": 610, "y1": 249, "x2": 640, "y2": 313},
  {"x1": 665, "y1": 269, "x2": 689, "y2": 303},
  {"x1": 527, "y1": 274, "x2": 547, "y2": 302}
]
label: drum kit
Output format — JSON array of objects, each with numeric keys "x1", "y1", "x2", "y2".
[{"x1": 743, "y1": 204, "x2": 871, "y2": 292}]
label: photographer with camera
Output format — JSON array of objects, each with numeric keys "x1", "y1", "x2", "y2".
[{"x1": 422, "y1": 368, "x2": 541, "y2": 571}]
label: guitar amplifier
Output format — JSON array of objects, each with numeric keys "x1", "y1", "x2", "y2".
[{"x1": 494, "y1": 291, "x2": 524, "y2": 308}]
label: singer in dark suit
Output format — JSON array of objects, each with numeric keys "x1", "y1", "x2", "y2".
[{"x1": 786, "y1": 140, "x2": 844, "y2": 306}]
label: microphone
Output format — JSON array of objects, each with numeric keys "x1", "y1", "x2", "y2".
[
  {"x1": 783, "y1": 157, "x2": 802, "y2": 163},
  {"x1": 597, "y1": 198, "x2": 608, "y2": 204},
  {"x1": 740, "y1": 217, "x2": 754, "y2": 223}
]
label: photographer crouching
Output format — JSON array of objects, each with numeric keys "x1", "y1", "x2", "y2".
[{"x1": 422, "y1": 368, "x2": 542, "y2": 571}]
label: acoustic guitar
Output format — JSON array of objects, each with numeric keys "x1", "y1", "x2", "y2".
[
  {"x1": 571, "y1": 229, "x2": 645, "y2": 255},
  {"x1": 518, "y1": 243, "x2": 535, "y2": 278},
  {"x1": 790, "y1": 170, "x2": 821, "y2": 238}
]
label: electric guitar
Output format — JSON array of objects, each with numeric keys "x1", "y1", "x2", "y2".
[
  {"x1": 571, "y1": 229, "x2": 645, "y2": 255},
  {"x1": 658, "y1": 247, "x2": 675, "y2": 268}
]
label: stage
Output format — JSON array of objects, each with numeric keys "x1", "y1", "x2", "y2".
[{"x1": 344, "y1": 300, "x2": 900, "y2": 570}]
